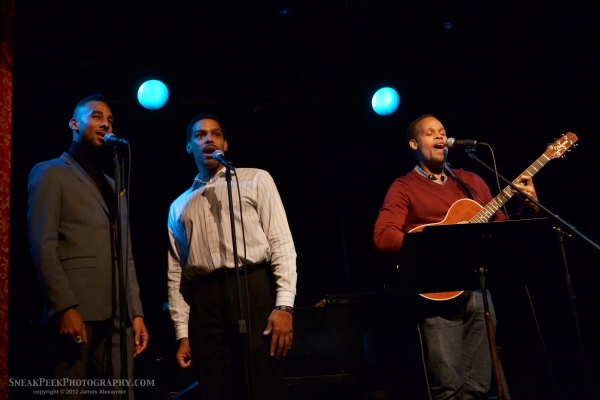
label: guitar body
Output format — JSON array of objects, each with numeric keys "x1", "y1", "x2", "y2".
[
  {"x1": 409, "y1": 199, "x2": 484, "y2": 301},
  {"x1": 408, "y1": 199, "x2": 484, "y2": 234}
]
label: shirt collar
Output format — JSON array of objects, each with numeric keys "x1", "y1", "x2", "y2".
[
  {"x1": 414, "y1": 164, "x2": 447, "y2": 185},
  {"x1": 192, "y1": 168, "x2": 236, "y2": 190}
]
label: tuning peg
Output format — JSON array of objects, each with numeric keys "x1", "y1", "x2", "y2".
[
  {"x1": 573, "y1": 144, "x2": 579, "y2": 150},
  {"x1": 546, "y1": 142, "x2": 551, "y2": 147},
  {"x1": 553, "y1": 138, "x2": 557, "y2": 141}
]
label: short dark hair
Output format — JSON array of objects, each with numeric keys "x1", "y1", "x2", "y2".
[
  {"x1": 405, "y1": 114, "x2": 437, "y2": 147},
  {"x1": 72, "y1": 94, "x2": 108, "y2": 118},
  {"x1": 186, "y1": 113, "x2": 225, "y2": 142}
]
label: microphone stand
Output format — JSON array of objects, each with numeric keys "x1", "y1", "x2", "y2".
[
  {"x1": 112, "y1": 147, "x2": 130, "y2": 399},
  {"x1": 465, "y1": 148, "x2": 598, "y2": 399},
  {"x1": 223, "y1": 165, "x2": 254, "y2": 400}
]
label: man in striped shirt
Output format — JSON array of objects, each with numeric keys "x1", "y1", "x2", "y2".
[{"x1": 167, "y1": 114, "x2": 297, "y2": 399}]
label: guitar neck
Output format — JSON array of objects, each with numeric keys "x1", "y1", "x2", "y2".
[{"x1": 469, "y1": 154, "x2": 550, "y2": 223}]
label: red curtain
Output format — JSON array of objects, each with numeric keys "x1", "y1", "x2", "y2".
[{"x1": 0, "y1": 0, "x2": 13, "y2": 398}]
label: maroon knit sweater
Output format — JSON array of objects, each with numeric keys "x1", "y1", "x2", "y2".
[{"x1": 373, "y1": 168, "x2": 512, "y2": 255}]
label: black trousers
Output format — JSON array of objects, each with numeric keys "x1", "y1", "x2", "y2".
[{"x1": 188, "y1": 266, "x2": 285, "y2": 400}]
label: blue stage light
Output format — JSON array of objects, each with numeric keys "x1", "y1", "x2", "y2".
[
  {"x1": 137, "y1": 80, "x2": 169, "y2": 110},
  {"x1": 372, "y1": 87, "x2": 400, "y2": 116}
]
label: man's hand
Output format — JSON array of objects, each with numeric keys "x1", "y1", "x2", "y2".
[
  {"x1": 132, "y1": 316, "x2": 149, "y2": 357},
  {"x1": 176, "y1": 338, "x2": 192, "y2": 369},
  {"x1": 263, "y1": 309, "x2": 293, "y2": 359},
  {"x1": 515, "y1": 175, "x2": 539, "y2": 213},
  {"x1": 59, "y1": 308, "x2": 88, "y2": 345}
]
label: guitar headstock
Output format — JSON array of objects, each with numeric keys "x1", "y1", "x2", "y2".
[{"x1": 545, "y1": 132, "x2": 578, "y2": 159}]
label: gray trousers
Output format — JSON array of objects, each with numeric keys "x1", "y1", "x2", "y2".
[{"x1": 49, "y1": 319, "x2": 134, "y2": 400}]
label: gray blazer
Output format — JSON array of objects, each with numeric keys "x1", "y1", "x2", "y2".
[{"x1": 27, "y1": 152, "x2": 144, "y2": 323}]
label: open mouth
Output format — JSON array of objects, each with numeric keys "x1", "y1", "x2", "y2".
[
  {"x1": 433, "y1": 143, "x2": 446, "y2": 150},
  {"x1": 202, "y1": 146, "x2": 217, "y2": 158},
  {"x1": 96, "y1": 132, "x2": 108, "y2": 141}
]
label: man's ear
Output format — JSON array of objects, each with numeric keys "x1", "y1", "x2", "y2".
[
  {"x1": 69, "y1": 118, "x2": 79, "y2": 132},
  {"x1": 223, "y1": 140, "x2": 228, "y2": 153},
  {"x1": 409, "y1": 139, "x2": 418, "y2": 151},
  {"x1": 186, "y1": 142, "x2": 192, "y2": 154}
]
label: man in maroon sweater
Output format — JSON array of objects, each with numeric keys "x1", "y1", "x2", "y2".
[{"x1": 373, "y1": 115, "x2": 539, "y2": 399}]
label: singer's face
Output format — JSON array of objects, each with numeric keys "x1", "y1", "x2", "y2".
[
  {"x1": 187, "y1": 118, "x2": 228, "y2": 174},
  {"x1": 69, "y1": 101, "x2": 114, "y2": 148},
  {"x1": 409, "y1": 117, "x2": 447, "y2": 172}
]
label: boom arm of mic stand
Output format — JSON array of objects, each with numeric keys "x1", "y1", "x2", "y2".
[{"x1": 466, "y1": 152, "x2": 599, "y2": 251}]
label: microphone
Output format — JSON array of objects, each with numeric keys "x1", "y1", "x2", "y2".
[
  {"x1": 103, "y1": 133, "x2": 129, "y2": 146},
  {"x1": 212, "y1": 150, "x2": 235, "y2": 169},
  {"x1": 446, "y1": 138, "x2": 486, "y2": 148}
]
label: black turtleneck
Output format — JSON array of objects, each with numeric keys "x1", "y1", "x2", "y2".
[{"x1": 68, "y1": 141, "x2": 115, "y2": 217}]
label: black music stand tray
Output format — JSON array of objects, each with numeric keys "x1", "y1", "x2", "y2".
[
  {"x1": 397, "y1": 218, "x2": 557, "y2": 400},
  {"x1": 397, "y1": 218, "x2": 556, "y2": 295}
]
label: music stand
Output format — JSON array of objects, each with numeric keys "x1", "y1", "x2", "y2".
[{"x1": 397, "y1": 218, "x2": 558, "y2": 400}]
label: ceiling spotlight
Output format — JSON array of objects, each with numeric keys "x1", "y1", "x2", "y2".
[
  {"x1": 372, "y1": 87, "x2": 400, "y2": 116},
  {"x1": 137, "y1": 80, "x2": 169, "y2": 110}
]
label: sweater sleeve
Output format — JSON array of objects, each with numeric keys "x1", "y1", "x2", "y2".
[{"x1": 373, "y1": 179, "x2": 411, "y2": 255}]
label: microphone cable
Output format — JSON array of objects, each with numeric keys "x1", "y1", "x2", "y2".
[{"x1": 524, "y1": 285, "x2": 564, "y2": 400}]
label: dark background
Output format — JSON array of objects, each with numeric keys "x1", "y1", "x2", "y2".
[{"x1": 9, "y1": 1, "x2": 600, "y2": 399}]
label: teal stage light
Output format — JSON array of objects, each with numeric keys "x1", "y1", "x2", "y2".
[
  {"x1": 372, "y1": 87, "x2": 400, "y2": 116},
  {"x1": 137, "y1": 80, "x2": 169, "y2": 110}
]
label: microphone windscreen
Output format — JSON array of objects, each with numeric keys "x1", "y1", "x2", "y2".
[{"x1": 103, "y1": 133, "x2": 115, "y2": 143}]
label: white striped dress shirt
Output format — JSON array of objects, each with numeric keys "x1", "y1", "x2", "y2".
[{"x1": 167, "y1": 167, "x2": 297, "y2": 340}]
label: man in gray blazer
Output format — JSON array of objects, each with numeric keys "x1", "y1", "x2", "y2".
[{"x1": 27, "y1": 94, "x2": 148, "y2": 398}]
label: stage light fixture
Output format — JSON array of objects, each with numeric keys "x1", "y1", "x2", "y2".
[
  {"x1": 372, "y1": 87, "x2": 400, "y2": 116},
  {"x1": 137, "y1": 80, "x2": 169, "y2": 110}
]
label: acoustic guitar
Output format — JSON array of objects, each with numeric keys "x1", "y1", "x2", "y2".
[{"x1": 409, "y1": 132, "x2": 578, "y2": 301}]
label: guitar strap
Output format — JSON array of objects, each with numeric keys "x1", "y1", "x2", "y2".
[{"x1": 444, "y1": 165, "x2": 486, "y2": 206}]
